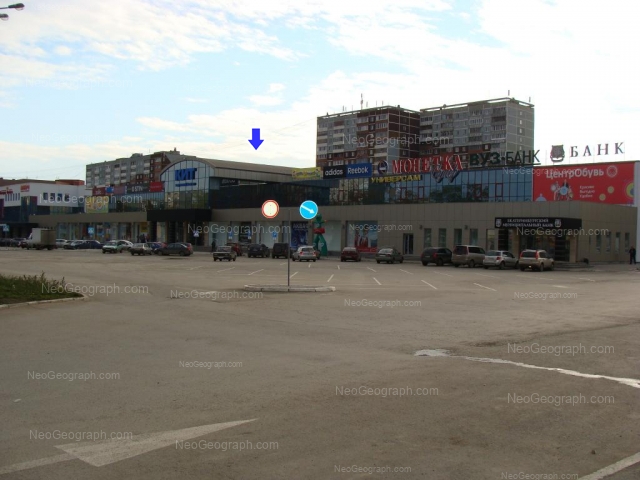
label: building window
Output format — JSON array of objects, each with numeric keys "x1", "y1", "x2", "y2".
[
  {"x1": 606, "y1": 232, "x2": 611, "y2": 253},
  {"x1": 438, "y1": 228, "x2": 447, "y2": 248},
  {"x1": 486, "y1": 229, "x2": 496, "y2": 250},
  {"x1": 615, "y1": 232, "x2": 620, "y2": 253},
  {"x1": 454, "y1": 228, "x2": 462, "y2": 246},
  {"x1": 596, "y1": 234, "x2": 601, "y2": 253},
  {"x1": 469, "y1": 228, "x2": 478, "y2": 245},
  {"x1": 625, "y1": 232, "x2": 630, "y2": 251}
]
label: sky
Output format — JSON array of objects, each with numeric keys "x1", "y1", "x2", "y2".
[{"x1": 0, "y1": 0, "x2": 637, "y2": 181}]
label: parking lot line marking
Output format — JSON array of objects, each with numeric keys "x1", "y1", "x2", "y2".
[
  {"x1": 475, "y1": 273, "x2": 499, "y2": 278},
  {"x1": 421, "y1": 280, "x2": 437, "y2": 290},
  {"x1": 577, "y1": 277, "x2": 596, "y2": 282},
  {"x1": 327, "y1": 274, "x2": 334, "y2": 282},
  {"x1": 579, "y1": 451, "x2": 640, "y2": 480},
  {"x1": 308, "y1": 263, "x2": 311, "y2": 268},
  {"x1": 367, "y1": 267, "x2": 376, "y2": 272},
  {"x1": 216, "y1": 267, "x2": 236, "y2": 272},
  {"x1": 0, "y1": 453, "x2": 76, "y2": 476},
  {"x1": 415, "y1": 350, "x2": 640, "y2": 389},
  {"x1": 248, "y1": 269, "x2": 264, "y2": 275},
  {"x1": 432, "y1": 271, "x2": 453, "y2": 277},
  {"x1": 290, "y1": 272, "x2": 298, "y2": 278},
  {"x1": 337, "y1": 265, "x2": 341, "y2": 270},
  {"x1": 399, "y1": 269, "x2": 413, "y2": 275},
  {"x1": 373, "y1": 277, "x2": 381, "y2": 285},
  {"x1": 553, "y1": 285, "x2": 569, "y2": 288},
  {"x1": 279, "y1": 262, "x2": 287, "y2": 266},
  {"x1": 473, "y1": 283, "x2": 497, "y2": 291},
  {"x1": 187, "y1": 266, "x2": 203, "y2": 271}
]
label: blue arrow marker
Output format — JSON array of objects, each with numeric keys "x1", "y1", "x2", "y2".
[
  {"x1": 248, "y1": 128, "x2": 264, "y2": 150},
  {"x1": 299, "y1": 200, "x2": 318, "y2": 220}
]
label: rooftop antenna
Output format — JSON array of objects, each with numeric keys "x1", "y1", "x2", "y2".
[
  {"x1": 508, "y1": 90, "x2": 510, "y2": 96},
  {"x1": 360, "y1": 93, "x2": 363, "y2": 111}
]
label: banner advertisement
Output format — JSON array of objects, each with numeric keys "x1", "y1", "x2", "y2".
[
  {"x1": 346, "y1": 221, "x2": 378, "y2": 253},
  {"x1": 533, "y1": 162, "x2": 634, "y2": 205},
  {"x1": 322, "y1": 165, "x2": 346, "y2": 179},
  {"x1": 84, "y1": 196, "x2": 110, "y2": 214},
  {"x1": 345, "y1": 162, "x2": 372, "y2": 178},
  {"x1": 292, "y1": 167, "x2": 322, "y2": 181},
  {"x1": 291, "y1": 222, "x2": 308, "y2": 249}
]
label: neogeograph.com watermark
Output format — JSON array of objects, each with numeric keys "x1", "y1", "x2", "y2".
[
  {"x1": 513, "y1": 292, "x2": 577, "y2": 300},
  {"x1": 335, "y1": 465, "x2": 412, "y2": 474},
  {"x1": 516, "y1": 227, "x2": 609, "y2": 236},
  {"x1": 507, "y1": 343, "x2": 614, "y2": 356},
  {"x1": 179, "y1": 361, "x2": 242, "y2": 369},
  {"x1": 501, "y1": 472, "x2": 578, "y2": 480},
  {"x1": 176, "y1": 440, "x2": 278, "y2": 451},
  {"x1": 336, "y1": 386, "x2": 438, "y2": 397},
  {"x1": 30, "y1": 430, "x2": 132, "y2": 442},
  {"x1": 349, "y1": 223, "x2": 413, "y2": 232},
  {"x1": 170, "y1": 290, "x2": 263, "y2": 300},
  {"x1": 344, "y1": 299, "x2": 421, "y2": 308},
  {"x1": 507, "y1": 393, "x2": 614, "y2": 407},
  {"x1": 28, "y1": 371, "x2": 120, "y2": 381},
  {"x1": 42, "y1": 283, "x2": 148, "y2": 296}
]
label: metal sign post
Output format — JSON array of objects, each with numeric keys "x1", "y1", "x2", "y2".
[{"x1": 287, "y1": 208, "x2": 291, "y2": 287}]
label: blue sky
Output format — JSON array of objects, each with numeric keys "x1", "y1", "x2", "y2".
[{"x1": 0, "y1": 0, "x2": 637, "y2": 180}]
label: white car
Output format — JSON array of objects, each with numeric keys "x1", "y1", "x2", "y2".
[
  {"x1": 56, "y1": 239, "x2": 69, "y2": 248},
  {"x1": 292, "y1": 246, "x2": 317, "y2": 262}
]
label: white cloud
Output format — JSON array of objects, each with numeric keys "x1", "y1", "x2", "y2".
[
  {"x1": 184, "y1": 97, "x2": 209, "y2": 104},
  {"x1": 248, "y1": 95, "x2": 284, "y2": 107},
  {"x1": 269, "y1": 83, "x2": 285, "y2": 93},
  {"x1": 54, "y1": 45, "x2": 72, "y2": 56}
]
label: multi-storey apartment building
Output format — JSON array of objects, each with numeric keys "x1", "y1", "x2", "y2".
[
  {"x1": 419, "y1": 97, "x2": 534, "y2": 159},
  {"x1": 316, "y1": 106, "x2": 420, "y2": 168},
  {"x1": 85, "y1": 149, "x2": 186, "y2": 188}
]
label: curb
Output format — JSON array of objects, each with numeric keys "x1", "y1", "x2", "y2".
[
  {"x1": 244, "y1": 285, "x2": 336, "y2": 293},
  {"x1": 0, "y1": 294, "x2": 87, "y2": 309}
]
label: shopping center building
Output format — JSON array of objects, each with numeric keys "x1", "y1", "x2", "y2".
[{"x1": 26, "y1": 151, "x2": 639, "y2": 263}]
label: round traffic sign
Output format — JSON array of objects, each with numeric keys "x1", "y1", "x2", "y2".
[
  {"x1": 262, "y1": 200, "x2": 279, "y2": 219},
  {"x1": 299, "y1": 200, "x2": 318, "y2": 220},
  {"x1": 377, "y1": 161, "x2": 388, "y2": 175}
]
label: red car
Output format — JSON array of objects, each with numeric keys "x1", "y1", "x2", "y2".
[{"x1": 340, "y1": 247, "x2": 361, "y2": 262}]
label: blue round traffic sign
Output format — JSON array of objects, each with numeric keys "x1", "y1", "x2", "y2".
[{"x1": 299, "y1": 200, "x2": 318, "y2": 220}]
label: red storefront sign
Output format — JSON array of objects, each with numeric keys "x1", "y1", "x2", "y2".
[
  {"x1": 93, "y1": 187, "x2": 106, "y2": 196},
  {"x1": 391, "y1": 155, "x2": 464, "y2": 175},
  {"x1": 20, "y1": 185, "x2": 30, "y2": 192},
  {"x1": 533, "y1": 162, "x2": 635, "y2": 205},
  {"x1": 149, "y1": 181, "x2": 164, "y2": 192}
]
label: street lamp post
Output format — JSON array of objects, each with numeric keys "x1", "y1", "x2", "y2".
[{"x1": 0, "y1": 3, "x2": 24, "y2": 21}]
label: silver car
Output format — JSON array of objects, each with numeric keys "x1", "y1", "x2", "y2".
[
  {"x1": 292, "y1": 246, "x2": 317, "y2": 262},
  {"x1": 519, "y1": 249, "x2": 555, "y2": 271},
  {"x1": 483, "y1": 250, "x2": 518, "y2": 270},
  {"x1": 452, "y1": 245, "x2": 486, "y2": 268}
]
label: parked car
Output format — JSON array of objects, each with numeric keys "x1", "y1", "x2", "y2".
[
  {"x1": 159, "y1": 243, "x2": 192, "y2": 256},
  {"x1": 452, "y1": 245, "x2": 486, "y2": 268},
  {"x1": 248, "y1": 243, "x2": 269, "y2": 258},
  {"x1": 340, "y1": 247, "x2": 361, "y2": 262},
  {"x1": 375, "y1": 247, "x2": 404, "y2": 264},
  {"x1": 183, "y1": 242, "x2": 194, "y2": 255},
  {"x1": 130, "y1": 243, "x2": 153, "y2": 255},
  {"x1": 18, "y1": 239, "x2": 29, "y2": 248},
  {"x1": 226, "y1": 242, "x2": 243, "y2": 256},
  {"x1": 64, "y1": 240, "x2": 82, "y2": 250},
  {"x1": 519, "y1": 249, "x2": 555, "y2": 271},
  {"x1": 56, "y1": 239, "x2": 69, "y2": 248},
  {"x1": 80, "y1": 240, "x2": 103, "y2": 250},
  {"x1": 483, "y1": 250, "x2": 519, "y2": 269},
  {"x1": 149, "y1": 242, "x2": 166, "y2": 254},
  {"x1": 102, "y1": 240, "x2": 133, "y2": 254},
  {"x1": 213, "y1": 245, "x2": 237, "y2": 261},
  {"x1": 420, "y1": 247, "x2": 453, "y2": 266},
  {"x1": 292, "y1": 246, "x2": 317, "y2": 262},
  {"x1": 271, "y1": 243, "x2": 290, "y2": 259},
  {"x1": 10, "y1": 238, "x2": 26, "y2": 247}
]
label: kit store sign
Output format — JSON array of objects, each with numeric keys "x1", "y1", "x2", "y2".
[{"x1": 174, "y1": 168, "x2": 198, "y2": 187}]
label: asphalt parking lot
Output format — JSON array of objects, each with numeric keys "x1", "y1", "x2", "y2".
[{"x1": 1, "y1": 248, "x2": 639, "y2": 479}]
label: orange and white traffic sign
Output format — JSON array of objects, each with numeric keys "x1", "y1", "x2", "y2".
[{"x1": 261, "y1": 200, "x2": 279, "y2": 219}]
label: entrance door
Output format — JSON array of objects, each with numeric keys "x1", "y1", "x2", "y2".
[{"x1": 403, "y1": 233, "x2": 414, "y2": 255}]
